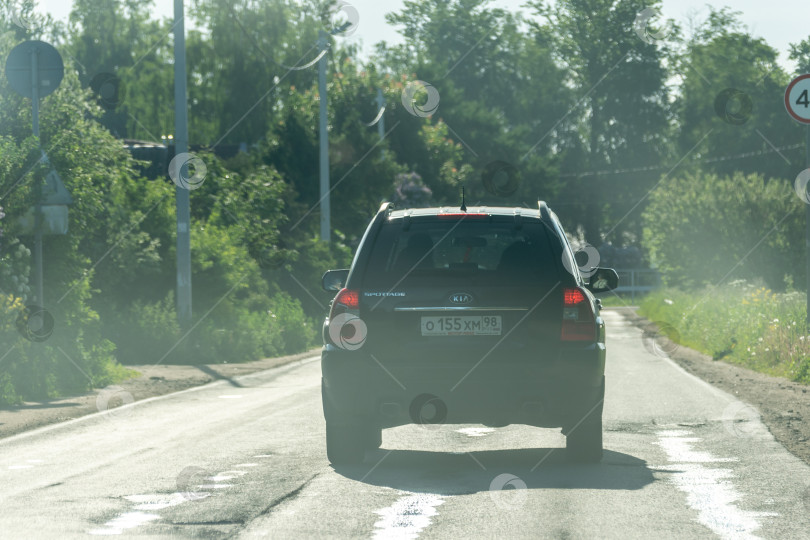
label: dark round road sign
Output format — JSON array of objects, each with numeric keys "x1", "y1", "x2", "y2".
[
  {"x1": 4, "y1": 40, "x2": 64, "y2": 99},
  {"x1": 785, "y1": 74, "x2": 810, "y2": 125}
]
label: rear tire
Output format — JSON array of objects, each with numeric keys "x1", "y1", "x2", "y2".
[
  {"x1": 565, "y1": 381, "x2": 604, "y2": 463},
  {"x1": 322, "y1": 380, "x2": 381, "y2": 465},
  {"x1": 326, "y1": 420, "x2": 368, "y2": 465}
]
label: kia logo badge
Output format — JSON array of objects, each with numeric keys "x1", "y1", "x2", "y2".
[{"x1": 450, "y1": 293, "x2": 473, "y2": 304}]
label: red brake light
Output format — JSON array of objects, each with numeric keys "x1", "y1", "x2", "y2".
[
  {"x1": 564, "y1": 288, "x2": 586, "y2": 305},
  {"x1": 437, "y1": 213, "x2": 488, "y2": 219},
  {"x1": 329, "y1": 288, "x2": 360, "y2": 322},
  {"x1": 335, "y1": 288, "x2": 359, "y2": 309},
  {"x1": 561, "y1": 287, "x2": 595, "y2": 341}
]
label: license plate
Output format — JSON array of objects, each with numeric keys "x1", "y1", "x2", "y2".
[{"x1": 420, "y1": 316, "x2": 502, "y2": 336}]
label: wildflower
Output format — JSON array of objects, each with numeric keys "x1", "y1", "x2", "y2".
[
  {"x1": 773, "y1": 318, "x2": 779, "y2": 323},
  {"x1": 758, "y1": 337, "x2": 763, "y2": 342},
  {"x1": 765, "y1": 348, "x2": 770, "y2": 352},
  {"x1": 664, "y1": 299, "x2": 674, "y2": 305}
]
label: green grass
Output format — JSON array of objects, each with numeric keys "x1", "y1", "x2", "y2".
[{"x1": 638, "y1": 282, "x2": 810, "y2": 385}]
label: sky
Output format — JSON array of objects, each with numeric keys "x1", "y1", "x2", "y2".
[{"x1": 31, "y1": 0, "x2": 810, "y2": 73}]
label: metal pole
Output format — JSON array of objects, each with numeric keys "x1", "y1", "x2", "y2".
[
  {"x1": 806, "y1": 124, "x2": 810, "y2": 329},
  {"x1": 174, "y1": 0, "x2": 192, "y2": 328},
  {"x1": 376, "y1": 89, "x2": 385, "y2": 143},
  {"x1": 31, "y1": 47, "x2": 43, "y2": 308},
  {"x1": 318, "y1": 30, "x2": 331, "y2": 243}
]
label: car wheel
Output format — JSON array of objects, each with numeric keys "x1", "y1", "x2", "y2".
[
  {"x1": 326, "y1": 420, "x2": 368, "y2": 465},
  {"x1": 565, "y1": 381, "x2": 604, "y2": 463},
  {"x1": 322, "y1": 381, "x2": 381, "y2": 464}
]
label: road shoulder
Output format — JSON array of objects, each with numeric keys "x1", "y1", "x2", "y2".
[
  {"x1": 612, "y1": 306, "x2": 810, "y2": 466},
  {"x1": 0, "y1": 348, "x2": 321, "y2": 439}
]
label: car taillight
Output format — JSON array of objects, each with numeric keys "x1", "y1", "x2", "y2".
[
  {"x1": 561, "y1": 287, "x2": 596, "y2": 341},
  {"x1": 329, "y1": 288, "x2": 360, "y2": 320}
]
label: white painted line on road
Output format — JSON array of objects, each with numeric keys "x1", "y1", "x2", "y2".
[
  {"x1": 88, "y1": 511, "x2": 160, "y2": 536},
  {"x1": 235, "y1": 463, "x2": 259, "y2": 467},
  {"x1": 124, "y1": 493, "x2": 189, "y2": 510},
  {"x1": 456, "y1": 427, "x2": 495, "y2": 437},
  {"x1": 373, "y1": 493, "x2": 444, "y2": 540},
  {"x1": 0, "y1": 356, "x2": 320, "y2": 446},
  {"x1": 655, "y1": 429, "x2": 778, "y2": 539},
  {"x1": 219, "y1": 394, "x2": 243, "y2": 399}
]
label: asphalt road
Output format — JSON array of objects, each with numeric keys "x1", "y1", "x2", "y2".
[{"x1": 2, "y1": 310, "x2": 810, "y2": 539}]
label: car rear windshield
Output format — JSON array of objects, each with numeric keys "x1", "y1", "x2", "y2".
[{"x1": 361, "y1": 217, "x2": 560, "y2": 288}]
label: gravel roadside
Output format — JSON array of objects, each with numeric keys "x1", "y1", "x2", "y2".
[{"x1": 0, "y1": 348, "x2": 321, "y2": 439}]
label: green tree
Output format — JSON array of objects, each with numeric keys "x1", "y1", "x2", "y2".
[
  {"x1": 642, "y1": 171, "x2": 803, "y2": 290},
  {"x1": 529, "y1": 0, "x2": 673, "y2": 246},
  {"x1": 674, "y1": 8, "x2": 799, "y2": 182}
]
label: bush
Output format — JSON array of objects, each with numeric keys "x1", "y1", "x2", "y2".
[
  {"x1": 109, "y1": 291, "x2": 315, "y2": 366},
  {"x1": 642, "y1": 171, "x2": 804, "y2": 290},
  {"x1": 0, "y1": 278, "x2": 131, "y2": 406}
]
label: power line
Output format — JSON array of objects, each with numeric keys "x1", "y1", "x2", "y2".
[{"x1": 558, "y1": 142, "x2": 804, "y2": 178}]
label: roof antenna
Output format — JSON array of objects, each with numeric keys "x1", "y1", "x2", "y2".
[{"x1": 460, "y1": 185, "x2": 467, "y2": 212}]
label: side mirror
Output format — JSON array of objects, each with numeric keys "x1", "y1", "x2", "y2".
[
  {"x1": 322, "y1": 269, "x2": 350, "y2": 292},
  {"x1": 586, "y1": 267, "x2": 619, "y2": 293}
]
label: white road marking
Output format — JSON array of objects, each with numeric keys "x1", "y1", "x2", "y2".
[
  {"x1": 456, "y1": 427, "x2": 495, "y2": 437},
  {"x1": 373, "y1": 493, "x2": 444, "y2": 539},
  {"x1": 219, "y1": 395, "x2": 243, "y2": 399},
  {"x1": 124, "y1": 493, "x2": 190, "y2": 510},
  {"x1": 655, "y1": 429, "x2": 777, "y2": 540},
  {"x1": 88, "y1": 511, "x2": 160, "y2": 535}
]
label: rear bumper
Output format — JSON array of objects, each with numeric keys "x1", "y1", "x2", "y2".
[{"x1": 321, "y1": 343, "x2": 605, "y2": 430}]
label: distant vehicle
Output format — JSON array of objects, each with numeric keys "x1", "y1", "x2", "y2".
[{"x1": 320, "y1": 201, "x2": 618, "y2": 464}]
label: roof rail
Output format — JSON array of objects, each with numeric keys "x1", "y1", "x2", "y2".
[
  {"x1": 537, "y1": 200, "x2": 551, "y2": 221},
  {"x1": 378, "y1": 202, "x2": 393, "y2": 216}
]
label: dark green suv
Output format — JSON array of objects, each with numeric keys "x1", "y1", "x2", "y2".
[{"x1": 320, "y1": 201, "x2": 618, "y2": 465}]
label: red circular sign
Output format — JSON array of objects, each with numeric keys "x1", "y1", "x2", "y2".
[{"x1": 785, "y1": 74, "x2": 810, "y2": 124}]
